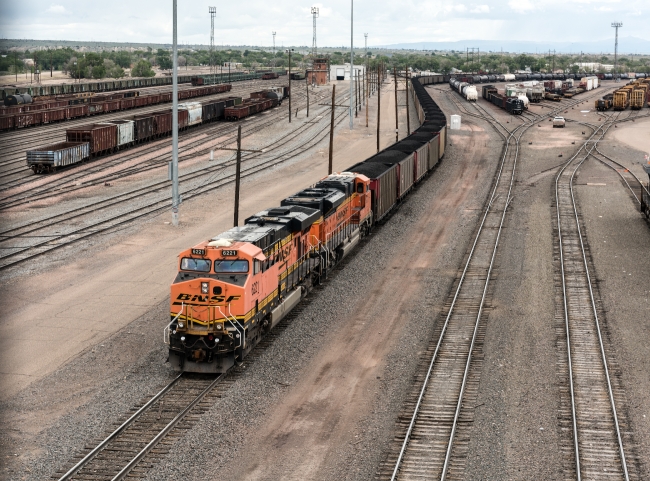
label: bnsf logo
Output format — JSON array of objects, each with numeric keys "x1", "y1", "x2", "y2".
[
  {"x1": 336, "y1": 206, "x2": 349, "y2": 222},
  {"x1": 174, "y1": 294, "x2": 241, "y2": 304}
]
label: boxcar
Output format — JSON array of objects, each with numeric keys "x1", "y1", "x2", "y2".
[
  {"x1": 346, "y1": 162, "x2": 398, "y2": 222},
  {"x1": 26, "y1": 141, "x2": 90, "y2": 172},
  {"x1": 152, "y1": 110, "x2": 172, "y2": 137},
  {"x1": 66, "y1": 123, "x2": 117, "y2": 155}
]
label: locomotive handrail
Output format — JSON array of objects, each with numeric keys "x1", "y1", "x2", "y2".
[{"x1": 163, "y1": 303, "x2": 185, "y2": 345}]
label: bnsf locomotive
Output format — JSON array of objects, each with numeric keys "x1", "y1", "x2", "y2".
[
  {"x1": 167, "y1": 173, "x2": 372, "y2": 372},
  {"x1": 166, "y1": 74, "x2": 449, "y2": 372}
]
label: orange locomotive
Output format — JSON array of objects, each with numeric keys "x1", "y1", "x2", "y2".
[{"x1": 167, "y1": 173, "x2": 372, "y2": 372}]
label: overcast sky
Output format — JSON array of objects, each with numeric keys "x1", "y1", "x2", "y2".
[{"x1": 1, "y1": 0, "x2": 648, "y2": 48}]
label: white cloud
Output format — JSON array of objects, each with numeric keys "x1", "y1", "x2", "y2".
[
  {"x1": 46, "y1": 4, "x2": 66, "y2": 13},
  {"x1": 508, "y1": 0, "x2": 537, "y2": 13},
  {"x1": 470, "y1": 4, "x2": 490, "y2": 13}
]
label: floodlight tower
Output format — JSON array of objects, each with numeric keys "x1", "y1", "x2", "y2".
[
  {"x1": 364, "y1": 33, "x2": 368, "y2": 57},
  {"x1": 209, "y1": 6, "x2": 216, "y2": 84},
  {"x1": 272, "y1": 31, "x2": 276, "y2": 55},
  {"x1": 311, "y1": 7, "x2": 319, "y2": 58},
  {"x1": 611, "y1": 22, "x2": 622, "y2": 82}
]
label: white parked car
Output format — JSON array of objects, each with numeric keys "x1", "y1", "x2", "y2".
[{"x1": 553, "y1": 116, "x2": 566, "y2": 128}]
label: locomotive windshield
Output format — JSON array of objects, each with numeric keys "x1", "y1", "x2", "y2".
[
  {"x1": 180, "y1": 257, "x2": 211, "y2": 272},
  {"x1": 214, "y1": 260, "x2": 249, "y2": 273}
]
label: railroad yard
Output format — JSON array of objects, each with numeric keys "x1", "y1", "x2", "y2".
[{"x1": 0, "y1": 64, "x2": 649, "y2": 481}]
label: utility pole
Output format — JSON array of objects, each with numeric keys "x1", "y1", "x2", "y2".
[
  {"x1": 287, "y1": 49, "x2": 293, "y2": 122},
  {"x1": 272, "y1": 31, "x2": 276, "y2": 69},
  {"x1": 311, "y1": 7, "x2": 319, "y2": 58},
  {"x1": 405, "y1": 66, "x2": 410, "y2": 135},
  {"x1": 50, "y1": 50, "x2": 53, "y2": 77},
  {"x1": 365, "y1": 69, "x2": 368, "y2": 127},
  {"x1": 171, "y1": 0, "x2": 180, "y2": 226},
  {"x1": 612, "y1": 22, "x2": 622, "y2": 82},
  {"x1": 355, "y1": 73, "x2": 358, "y2": 117},
  {"x1": 306, "y1": 74, "x2": 309, "y2": 117},
  {"x1": 393, "y1": 66, "x2": 398, "y2": 142},
  {"x1": 349, "y1": 0, "x2": 354, "y2": 130},
  {"x1": 209, "y1": 6, "x2": 216, "y2": 86},
  {"x1": 329, "y1": 85, "x2": 336, "y2": 175},
  {"x1": 14, "y1": 51, "x2": 17, "y2": 82},
  {"x1": 234, "y1": 125, "x2": 242, "y2": 226},
  {"x1": 377, "y1": 66, "x2": 381, "y2": 152}
]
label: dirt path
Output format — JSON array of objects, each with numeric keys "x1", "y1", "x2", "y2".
[{"x1": 219, "y1": 120, "x2": 492, "y2": 480}]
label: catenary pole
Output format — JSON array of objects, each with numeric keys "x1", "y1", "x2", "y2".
[{"x1": 171, "y1": 0, "x2": 180, "y2": 226}]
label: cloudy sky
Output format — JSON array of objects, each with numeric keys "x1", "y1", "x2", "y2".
[{"x1": 1, "y1": 0, "x2": 648, "y2": 48}]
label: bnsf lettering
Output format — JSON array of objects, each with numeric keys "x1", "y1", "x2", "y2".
[
  {"x1": 336, "y1": 207, "x2": 348, "y2": 221},
  {"x1": 174, "y1": 293, "x2": 241, "y2": 304}
]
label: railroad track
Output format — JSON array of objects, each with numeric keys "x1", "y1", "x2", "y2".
[
  {"x1": 54, "y1": 373, "x2": 227, "y2": 480},
  {"x1": 0, "y1": 86, "x2": 329, "y2": 208},
  {"x1": 553, "y1": 112, "x2": 639, "y2": 480},
  {"x1": 0, "y1": 79, "x2": 292, "y2": 183},
  {"x1": 379, "y1": 86, "x2": 621, "y2": 481},
  {"x1": 0, "y1": 88, "x2": 354, "y2": 271},
  {"x1": 379, "y1": 90, "x2": 525, "y2": 481},
  {"x1": 52, "y1": 271, "x2": 328, "y2": 480}
]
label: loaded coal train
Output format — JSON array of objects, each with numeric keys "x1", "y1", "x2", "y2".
[
  {"x1": 26, "y1": 87, "x2": 289, "y2": 173},
  {"x1": 165, "y1": 74, "x2": 449, "y2": 373}
]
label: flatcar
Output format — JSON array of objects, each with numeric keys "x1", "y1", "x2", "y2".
[{"x1": 165, "y1": 74, "x2": 449, "y2": 372}]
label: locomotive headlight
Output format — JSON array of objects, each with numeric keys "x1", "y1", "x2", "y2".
[
  {"x1": 180, "y1": 336, "x2": 186, "y2": 341},
  {"x1": 201, "y1": 282, "x2": 209, "y2": 294},
  {"x1": 178, "y1": 322, "x2": 184, "y2": 328},
  {"x1": 216, "y1": 323, "x2": 223, "y2": 330}
]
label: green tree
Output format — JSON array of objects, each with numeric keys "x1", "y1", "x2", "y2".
[
  {"x1": 114, "y1": 51, "x2": 132, "y2": 68},
  {"x1": 131, "y1": 60, "x2": 155, "y2": 77}
]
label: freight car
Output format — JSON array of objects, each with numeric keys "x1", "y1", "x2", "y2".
[
  {"x1": 1, "y1": 83, "x2": 233, "y2": 131},
  {"x1": 26, "y1": 142, "x2": 90, "y2": 173},
  {"x1": 481, "y1": 84, "x2": 524, "y2": 115},
  {"x1": 262, "y1": 72, "x2": 279, "y2": 80},
  {"x1": 24, "y1": 90, "x2": 278, "y2": 173},
  {"x1": 165, "y1": 73, "x2": 449, "y2": 373}
]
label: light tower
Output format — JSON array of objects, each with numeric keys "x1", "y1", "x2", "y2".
[
  {"x1": 364, "y1": 33, "x2": 368, "y2": 58},
  {"x1": 349, "y1": 0, "x2": 354, "y2": 130},
  {"x1": 272, "y1": 31, "x2": 276, "y2": 55},
  {"x1": 209, "y1": 6, "x2": 216, "y2": 84},
  {"x1": 311, "y1": 7, "x2": 319, "y2": 58},
  {"x1": 611, "y1": 22, "x2": 622, "y2": 82}
]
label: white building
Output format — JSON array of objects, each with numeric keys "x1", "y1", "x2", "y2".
[
  {"x1": 223, "y1": 62, "x2": 243, "y2": 69},
  {"x1": 330, "y1": 63, "x2": 366, "y2": 81}
]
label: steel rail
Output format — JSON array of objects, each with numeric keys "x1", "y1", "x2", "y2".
[
  {"x1": 0, "y1": 90, "x2": 355, "y2": 271},
  {"x1": 390, "y1": 104, "x2": 524, "y2": 481},
  {"x1": 389, "y1": 85, "x2": 608, "y2": 480},
  {"x1": 57, "y1": 373, "x2": 183, "y2": 481},
  {"x1": 554, "y1": 113, "x2": 630, "y2": 481},
  {"x1": 110, "y1": 374, "x2": 224, "y2": 480}
]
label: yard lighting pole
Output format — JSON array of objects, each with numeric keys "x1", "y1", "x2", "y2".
[
  {"x1": 349, "y1": 0, "x2": 354, "y2": 130},
  {"x1": 171, "y1": 0, "x2": 180, "y2": 226},
  {"x1": 611, "y1": 22, "x2": 622, "y2": 82}
]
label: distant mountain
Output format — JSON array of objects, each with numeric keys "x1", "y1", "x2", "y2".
[{"x1": 378, "y1": 37, "x2": 650, "y2": 54}]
